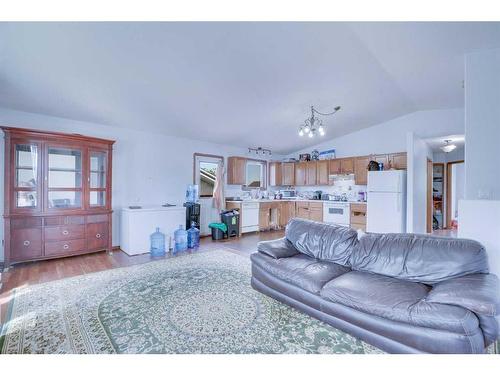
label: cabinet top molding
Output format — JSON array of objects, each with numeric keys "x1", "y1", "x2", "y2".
[{"x1": 1, "y1": 126, "x2": 115, "y2": 145}]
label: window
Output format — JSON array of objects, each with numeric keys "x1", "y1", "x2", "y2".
[
  {"x1": 199, "y1": 161, "x2": 218, "y2": 197},
  {"x1": 246, "y1": 161, "x2": 264, "y2": 188},
  {"x1": 194, "y1": 154, "x2": 223, "y2": 198}
]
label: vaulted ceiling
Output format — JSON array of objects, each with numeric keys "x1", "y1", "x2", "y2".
[{"x1": 1, "y1": 22, "x2": 499, "y2": 154}]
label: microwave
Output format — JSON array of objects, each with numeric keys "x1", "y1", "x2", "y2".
[{"x1": 281, "y1": 190, "x2": 297, "y2": 199}]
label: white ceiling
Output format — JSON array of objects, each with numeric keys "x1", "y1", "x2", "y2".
[{"x1": 0, "y1": 22, "x2": 499, "y2": 154}]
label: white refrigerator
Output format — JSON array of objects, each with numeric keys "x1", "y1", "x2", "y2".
[{"x1": 366, "y1": 170, "x2": 407, "y2": 233}]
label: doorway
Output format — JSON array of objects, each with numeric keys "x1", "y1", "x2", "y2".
[
  {"x1": 446, "y1": 160, "x2": 465, "y2": 231},
  {"x1": 426, "y1": 158, "x2": 433, "y2": 233}
]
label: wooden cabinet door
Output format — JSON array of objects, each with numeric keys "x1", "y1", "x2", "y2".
[
  {"x1": 296, "y1": 201, "x2": 309, "y2": 219},
  {"x1": 281, "y1": 163, "x2": 295, "y2": 185},
  {"x1": 295, "y1": 162, "x2": 307, "y2": 186},
  {"x1": 316, "y1": 160, "x2": 329, "y2": 185},
  {"x1": 227, "y1": 157, "x2": 246, "y2": 185},
  {"x1": 389, "y1": 153, "x2": 407, "y2": 170},
  {"x1": 268, "y1": 162, "x2": 282, "y2": 186},
  {"x1": 288, "y1": 201, "x2": 296, "y2": 220},
  {"x1": 259, "y1": 203, "x2": 270, "y2": 231},
  {"x1": 354, "y1": 156, "x2": 370, "y2": 185},
  {"x1": 329, "y1": 159, "x2": 341, "y2": 175},
  {"x1": 11, "y1": 228, "x2": 43, "y2": 261},
  {"x1": 306, "y1": 162, "x2": 317, "y2": 185},
  {"x1": 341, "y1": 158, "x2": 354, "y2": 174},
  {"x1": 309, "y1": 202, "x2": 323, "y2": 222}
]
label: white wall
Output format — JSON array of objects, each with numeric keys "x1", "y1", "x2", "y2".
[
  {"x1": 406, "y1": 132, "x2": 433, "y2": 234},
  {"x1": 0, "y1": 107, "x2": 279, "y2": 261},
  {"x1": 286, "y1": 108, "x2": 464, "y2": 159},
  {"x1": 464, "y1": 48, "x2": 500, "y2": 200}
]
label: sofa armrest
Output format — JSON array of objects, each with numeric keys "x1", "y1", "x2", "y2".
[
  {"x1": 257, "y1": 237, "x2": 300, "y2": 259},
  {"x1": 426, "y1": 273, "x2": 500, "y2": 316}
]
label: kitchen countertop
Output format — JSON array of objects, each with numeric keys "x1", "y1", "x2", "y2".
[{"x1": 225, "y1": 199, "x2": 367, "y2": 204}]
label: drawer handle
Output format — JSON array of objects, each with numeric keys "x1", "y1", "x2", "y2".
[
  {"x1": 63, "y1": 244, "x2": 69, "y2": 250},
  {"x1": 23, "y1": 240, "x2": 30, "y2": 247},
  {"x1": 62, "y1": 230, "x2": 69, "y2": 235},
  {"x1": 96, "y1": 233, "x2": 102, "y2": 239}
]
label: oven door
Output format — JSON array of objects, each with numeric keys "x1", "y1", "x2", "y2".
[{"x1": 323, "y1": 203, "x2": 350, "y2": 225}]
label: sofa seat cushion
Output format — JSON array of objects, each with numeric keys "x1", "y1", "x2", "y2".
[
  {"x1": 251, "y1": 252, "x2": 350, "y2": 294},
  {"x1": 320, "y1": 271, "x2": 479, "y2": 335}
]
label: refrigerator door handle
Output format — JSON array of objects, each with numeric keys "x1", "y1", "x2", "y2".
[{"x1": 397, "y1": 193, "x2": 401, "y2": 212}]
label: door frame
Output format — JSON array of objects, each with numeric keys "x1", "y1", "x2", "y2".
[
  {"x1": 426, "y1": 158, "x2": 433, "y2": 233},
  {"x1": 445, "y1": 160, "x2": 465, "y2": 229}
]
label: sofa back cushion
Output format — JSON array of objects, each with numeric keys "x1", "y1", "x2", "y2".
[
  {"x1": 351, "y1": 233, "x2": 489, "y2": 284},
  {"x1": 285, "y1": 218, "x2": 358, "y2": 266}
]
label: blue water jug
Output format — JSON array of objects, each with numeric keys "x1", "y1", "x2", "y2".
[
  {"x1": 150, "y1": 227, "x2": 166, "y2": 257},
  {"x1": 187, "y1": 222, "x2": 200, "y2": 249},
  {"x1": 174, "y1": 225, "x2": 188, "y2": 253}
]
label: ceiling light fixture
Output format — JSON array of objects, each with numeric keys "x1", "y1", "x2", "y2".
[
  {"x1": 441, "y1": 140, "x2": 457, "y2": 153},
  {"x1": 298, "y1": 105, "x2": 341, "y2": 139},
  {"x1": 248, "y1": 147, "x2": 272, "y2": 156}
]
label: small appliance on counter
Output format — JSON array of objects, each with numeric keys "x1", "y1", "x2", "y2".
[
  {"x1": 281, "y1": 189, "x2": 297, "y2": 199},
  {"x1": 312, "y1": 190, "x2": 323, "y2": 200}
]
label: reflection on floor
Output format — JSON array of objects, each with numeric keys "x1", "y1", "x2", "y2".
[{"x1": 432, "y1": 228, "x2": 458, "y2": 238}]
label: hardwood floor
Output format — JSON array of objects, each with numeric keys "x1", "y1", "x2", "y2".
[{"x1": 0, "y1": 230, "x2": 284, "y2": 326}]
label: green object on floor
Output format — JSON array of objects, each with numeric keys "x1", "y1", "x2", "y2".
[
  {"x1": 208, "y1": 222, "x2": 227, "y2": 232},
  {"x1": 0, "y1": 251, "x2": 382, "y2": 354}
]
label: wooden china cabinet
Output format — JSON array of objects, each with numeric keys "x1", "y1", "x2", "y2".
[{"x1": 2, "y1": 127, "x2": 114, "y2": 267}]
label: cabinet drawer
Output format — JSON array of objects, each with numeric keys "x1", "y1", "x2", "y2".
[
  {"x1": 44, "y1": 216, "x2": 85, "y2": 226},
  {"x1": 44, "y1": 224, "x2": 85, "y2": 241},
  {"x1": 11, "y1": 228, "x2": 43, "y2": 261},
  {"x1": 309, "y1": 202, "x2": 323, "y2": 210},
  {"x1": 11, "y1": 217, "x2": 43, "y2": 229},
  {"x1": 350, "y1": 203, "x2": 367, "y2": 213},
  {"x1": 87, "y1": 222, "x2": 109, "y2": 251},
  {"x1": 86, "y1": 214, "x2": 109, "y2": 224},
  {"x1": 45, "y1": 239, "x2": 86, "y2": 257}
]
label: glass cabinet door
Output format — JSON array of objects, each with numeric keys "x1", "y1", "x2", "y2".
[
  {"x1": 14, "y1": 143, "x2": 39, "y2": 209},
  {"x1": 47, "y1": 147, "x2": 83, "y2": 209},
  {"x1": 89, "y1": 150, "x2": 107, "y2": 207}
]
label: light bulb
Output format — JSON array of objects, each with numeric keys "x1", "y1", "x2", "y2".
[
  {"x1": 304, "y1": 125, "x2": 310, "y2": 133},
  {"x1": 308, "y1": 131, "x2": 314, "y2": 138},
  {"x1": 299, "y1": 128, "x2": 304, "y2": 136},
  {"x1": 318, "y1": 125, "x2": 324, "y2": 134}
]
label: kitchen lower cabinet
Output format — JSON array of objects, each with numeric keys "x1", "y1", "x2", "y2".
[
  {"x1": 259, "y1": 203, "x2": 271, "y2": 231},
  {"x1": 309, "y1": 202, "x2": 323, "y2": 222},
  {"x1": 350, "y1": 203, "x2": 367, "y2": 231},
  {"x1": 279, "y1": 201, "x2": 296, "y2": 227}
]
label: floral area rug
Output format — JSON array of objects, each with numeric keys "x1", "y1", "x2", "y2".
[{"x1": 0, "y1": 249, "x2": 378, "y2": 354}]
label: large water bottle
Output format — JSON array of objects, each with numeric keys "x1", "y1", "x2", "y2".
[
  {"x1": 187, "y1": 222, "x2": 200, "y2": 249},
  {"x1": 150, "y1": 227, "x2": 166, "y2": 257},
  {"x1": 174, "y1": 225, "x2": 188, "y2": 253}
]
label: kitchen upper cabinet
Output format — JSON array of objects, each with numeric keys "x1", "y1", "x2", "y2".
[
  {"x1": 268, "y1": 162, "x2": 282, "y2": 186},
  {"x1": 329, "y1": 159, "x2": 341, "y2": 175},
  {"x1": 354, "y1": 156, "x2": 370, "y2": 185},
  {"x1": 389, "y1": 152, "x2": 407, "y2": 170},
  {"x1": 306, "y1": 162, "x2": 317, "y2": 185},
  {"x1": 295, "y1": 162, "x2": 307, "y2": 186},
  {"x1": 328, "y1": 158, "x2": 354, "y2": 176},
  {"x1": 282, "y1": 162, "x2": 295, "y2": 186},
  {"x1": 227, "y1": 157, "x2": 246, "y2": 185},
  {"x1": 316, "y1": 160, "x2": 329, "y2": 185},
  {"x1": 341, "y1": 158, "x2": 354, "y2": 174}
]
